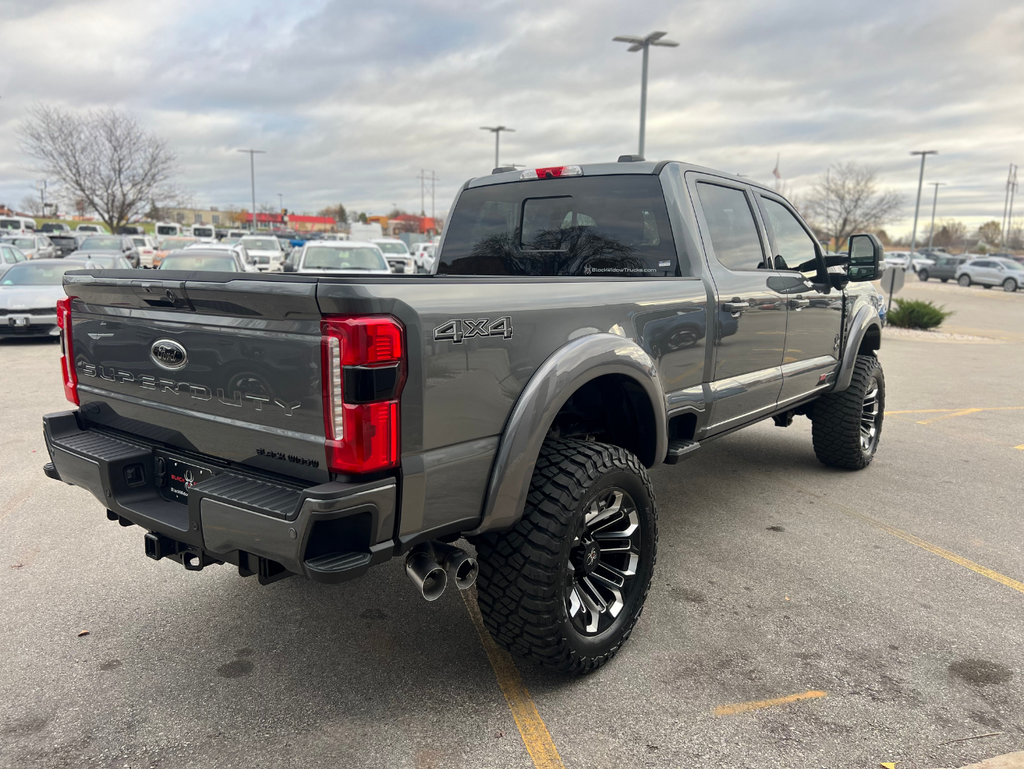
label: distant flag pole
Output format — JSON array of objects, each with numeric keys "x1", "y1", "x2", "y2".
[{"x1": 772, "y1": 154, "x2": 781, "y2": 191}]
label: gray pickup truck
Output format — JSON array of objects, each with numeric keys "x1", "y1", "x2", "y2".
[{"x1": 43, "y1": 158, "x2": 886, "y2": 674}]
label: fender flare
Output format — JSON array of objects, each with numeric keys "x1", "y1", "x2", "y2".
[
  {"x1": 832, "y1": 304, "x2": 882, "y2": 392},
  {"x1": 467, "y1": 333, "x2": 668, "y2": 536}
]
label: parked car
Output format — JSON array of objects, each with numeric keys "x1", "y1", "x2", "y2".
[
  {"x1": 40, "y1": 222, "x2": 72, "y2": 234},
  {"x1": 1, "y1": 235, "x2": 57, "y2": 260},
  {"x1": 238, "y1": 235, "x2": 286, "y2": 272},
  {"x1": 71, "y1": 235, "x2": 140, "y2": 267},
  {"x1": 155, "y1": 222, "x2": 184, "y2": 238},
  {"x1": 917, "y1": 255, "x2": 966, "y2": 283},
  {"x1": 226, "y1": 229, "x2": 248, "y2": 240},
  {"x1": 294, "y1": 241, "x2": 391, "y2": 274},
  {"x1": 153, "y1": 237, "x2": 199, "y2": 268},
  {"x1": 47, "y1": 234, "x2": 80, "y2": 258},
  {"x1": 158, "y1": 249, "x2": 248, "y2": 272},
  {"x1": 956, "y1": 257, "x2": 1024, "y2": 291},
  {"x1": 117, "y1": 225, "x2": 146, "y2": 236},
  {"x1": 130, "y1": 236, "x2": 159, "y2": 268},
  {"x1": 0, "y1": 243, "x2": 28, "y2": 278},
  {"x1": 372, "y1": 238, "x2": 415, "y2": 274},
  {"x1": 412, "y1": 242, "x2": 437, "y2": 273},
  {"x1": 191, "y1": 224, "x2": 217, "y2": 242},
  {"x1": 64, "y1": 253, "x2": 134, "y2": 270},
  {"x1": 75, "y1": 223, "x2": 107, "y2": 234},
  {"x1": 0, "y1": 216, "x2": 37, "y2": 235},
  {"x1": 0, "y1": 259, "x2": 83, "y2": 338},
  {"x1": 183, "y1": 242, "x2": 257, "y2": 272}
]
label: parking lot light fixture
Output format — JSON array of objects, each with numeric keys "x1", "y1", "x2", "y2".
[
  {"x1": 908, "y1": 150, "x2": 937, "y2": 262},
  {"x1": 480, "y1": 126, "x2": 515, "y2": 170},
  {"x1": 237, "y1": 149, "x2": 266, "y2": 230},
  {"x1": 613, "y1": 31, "x2": 679, "y2": 158},
  {"x1": 927, "y1": 182, "x2": 945, "y2": 251}
]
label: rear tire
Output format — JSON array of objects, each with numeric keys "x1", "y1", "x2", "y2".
[
  {"x1": 958, "y1": 275, "x2": 971, "y2": 287},
  {"x1": 1003, "y1": 278, "x2": 1018, "y2": 292},
  {"x1": 475, "y1": 439, "x2": 657, "y2": 675},
  {"x1": 812, "y1": 355, "x2": 884, "y2": 470},
  {"x1": 918, "y1": 269, "x2": 929, "y2": 282}
]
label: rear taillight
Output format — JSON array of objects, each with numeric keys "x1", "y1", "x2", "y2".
[
  {"x1": 320, "y1": 316, "x2": 406, "y2": 474},
  {"x1": 56, "y1": 296, "x2": 78, "y2": 405}
]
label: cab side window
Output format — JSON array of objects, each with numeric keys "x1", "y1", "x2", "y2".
[
  {"x1": 760, "y1": 197, "x2": 820, "y2": 279},
  {"x1": 695, "y1": 183, "x2": 766, "y2": 272}
]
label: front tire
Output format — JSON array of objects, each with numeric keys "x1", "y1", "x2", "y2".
[
  {"x1": 958, "y1": 275, "x2": 972, "y2": 287},
  {"x1": 812, "y1": 355, "x2": 885, "y2": 470},
  {"x1": 918, "y1": 269, "x2": 929, "y2": 282},
  {"x1": 475, "y1": 439, "x2": 657, "y2": 675},
  {"x1": 1003, "y1": 278, "x2": 1018, "y2": 292}
]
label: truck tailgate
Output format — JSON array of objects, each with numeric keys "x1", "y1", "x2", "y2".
[{"x1": 65, "y1": 273, "x2": 330, "y2": 484}]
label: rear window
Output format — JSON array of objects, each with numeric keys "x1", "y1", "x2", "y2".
[
  {"x1": 159, "y1": 254, "x2": 238, "y2": 272},
  {"x1": 302, "y1": 247, "x2": 387, "y2": 271},
  {"x1": 438, "y1": 175, "x2": 683, "y2": 277}
]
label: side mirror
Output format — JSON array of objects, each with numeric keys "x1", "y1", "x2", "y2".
[{"x1": 847, "y1": 233, "x2": 883, "y2": 282}]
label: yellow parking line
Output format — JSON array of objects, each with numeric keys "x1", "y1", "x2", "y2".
[
  {"x1": 461, "y1": 588, "x2": 565, "y2": 769},
  {"x1": 843, "y1": 510, "x2": 1024, "y2": 595},
  {"x1": 1015, "y1": 445, "x2": 1024, "y2": 451},
  {"x1": 916, "y1": 408, "x2": 983, "y2": 425},
  {"x1": 888, "y1": 406, "x2": 1024, "y2": 417},
  {"x1": 714, "y1": 690, "x2": 826, "y2": 716}
]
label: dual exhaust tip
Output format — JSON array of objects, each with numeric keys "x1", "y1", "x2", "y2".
[{"x1": 404, "y1": 541, "x2": 478, "y2": 601}]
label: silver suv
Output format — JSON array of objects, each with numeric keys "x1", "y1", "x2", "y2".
[{"x1": 956, "y1": 257, "x2": 1023, "y2": 292}]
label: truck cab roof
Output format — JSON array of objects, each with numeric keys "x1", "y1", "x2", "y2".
[{"x1": 467, "y1": 160, "x2": 772, "y2": 193}]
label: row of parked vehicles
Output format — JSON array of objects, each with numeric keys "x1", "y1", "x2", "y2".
[
  {"x1": 883, "y1": 249, "x2": 1024, "y2": 292},
  {"x1": 0, "y1": 224, "x2": 440, "y2": 339}
]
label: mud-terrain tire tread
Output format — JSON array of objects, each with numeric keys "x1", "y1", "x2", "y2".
[
  {"x1": 811, "y1": 354, "x2": 884, "y2": 470},
  {"x1": 475, "y1": 439, "x2": 657, "y2": 675}
]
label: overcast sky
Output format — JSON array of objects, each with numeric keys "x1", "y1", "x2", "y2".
[{"x1": 2, "y1": 0, "x2": 1022, "y2": 233}]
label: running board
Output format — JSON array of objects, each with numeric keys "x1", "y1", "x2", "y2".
[{"x1": 665, "y1": 439, "x2": 701, "y2": 465}]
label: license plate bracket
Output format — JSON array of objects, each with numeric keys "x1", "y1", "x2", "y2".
[{"x1": 160, "y1": 455, "x2": 214, "y2": 503}]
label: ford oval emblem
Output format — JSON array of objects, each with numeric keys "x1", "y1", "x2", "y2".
[{"x1": 150, "y1": 339, "x2": 187, "y2": 370}]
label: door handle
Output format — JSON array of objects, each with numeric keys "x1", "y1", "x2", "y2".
[
  {"x1": 722, "y1": 299, "x2": 749, "y2": 315},
  {"x1": 789, "y1": 297, "x2": 810, "y2": 310}
]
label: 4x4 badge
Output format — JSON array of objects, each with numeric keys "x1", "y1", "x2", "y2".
[{"x1": 433, "y1": 316, "x2": 513, "y2": 344}]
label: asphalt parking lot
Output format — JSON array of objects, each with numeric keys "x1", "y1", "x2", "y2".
[{"x1": 1, "y1": 281, "x2": 1022, "y2": 769}]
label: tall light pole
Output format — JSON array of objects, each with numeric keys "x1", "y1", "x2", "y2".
[
  {"x1": 237, "y1": 149, "x2": 265, "y2": 230},
  {"x1": 480, "y1": 126, "x2": 515, "y2": 169},
  {"x1": 926, "y1": 182, "x2": 945, "y2": 251},
  {"x1": 1000, "y1": 163, "x2": 1015, "y2": 246},
  {"x1": 1007, "y1": 166, "x2": 1019, "y2": 247},
  {"x1": 613, "y1": 31, "x2": 679, "y2": 158},
  {"x1": 907, "y1": 150, "x2": 937, "y2": 262},
  {"x1": 278, "y1": 193, "x2": 283, "y2": 213}
]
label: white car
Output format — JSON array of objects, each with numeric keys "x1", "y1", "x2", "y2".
[
  {"x1": 185, "y1": 241, "x2": 258, "y2": 272},
  {"x1": 76, "y1": 223, "x2": 107, "y2": 234},
  {"x1": 238, "y1": 235, "x2": 286, "y2": 272},
  {"x1": 372, "y1": 239, "x2": 415, "y2": 274},
  {"x1": 191, "y1": 224, "x2": 217, "y2": 242},
  {"x1": 411, "y1": 242, "x2": 437, "y2": 273},
  {"x1": 295, "y1": 241, "x2": 391, "y2": 275},
  {"x1": 130, "y1": 236, "x2": 158, "y2": 268},
  {"x1": 955, "y1": 257, "x2": 1024, "y2": 292}
]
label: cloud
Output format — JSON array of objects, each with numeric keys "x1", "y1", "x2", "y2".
[{"x1": 2, "y1": 0, "x2": 1022, "y2": 233}]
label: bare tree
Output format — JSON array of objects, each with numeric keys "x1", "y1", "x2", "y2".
[
  {"x1": 930, "y1": 219, "x2": 968, "y2": 251},
  {"x1": 1007, "y1": 218, "x2": 1024, "y2": 250},
  {"x1": 19, "y1": 195, "x2": 44, "y2": 217},
  {"x1": 317, "y1": 203, "x2": 348, "y2": 226},
  {"x1": 803, "y1": 163, "x2": 902, "y2": 250},
  {"x1": 976, "y1": 220, "x2": 1001, "y2": 246},
  {"x1": 19, "y1": 104, "x2": 177, "y2": 234}
]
